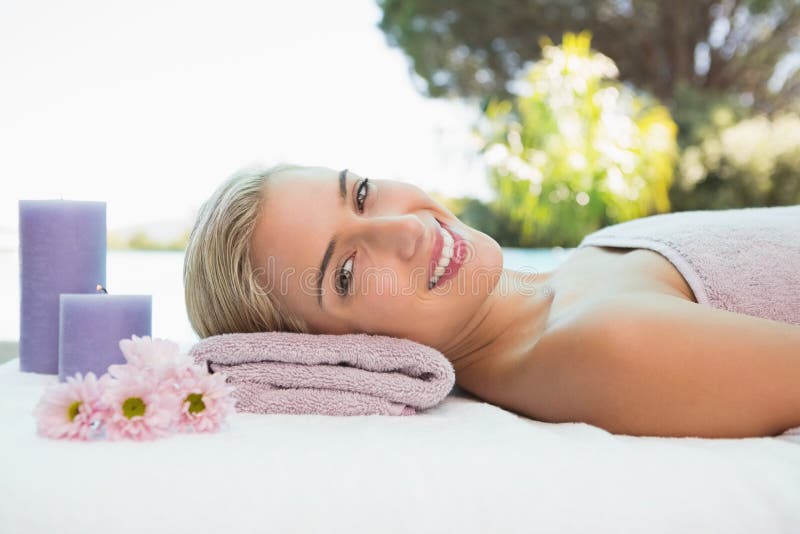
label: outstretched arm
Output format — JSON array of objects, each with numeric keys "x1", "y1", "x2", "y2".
[{"x1": 469, "y1": 294, "x2": 800, "y2": 438}]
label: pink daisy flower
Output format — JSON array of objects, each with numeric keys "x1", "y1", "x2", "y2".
[
  {"x1": 32, "y1": 372, "x2": 110, "y2": 441},
  {"x1": 108, "y1": 335, "x2": 194, "y2": 384},
  {"x1": 175, "y1": 366, "x2": 237, "y2": 433},
  {"x1": 102, "y1": 370, "x2": 181, "y2": 441}
]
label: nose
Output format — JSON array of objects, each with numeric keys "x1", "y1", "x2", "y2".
[{"x1": 363, "y1": 214, "x2": 426, "y2": 260}]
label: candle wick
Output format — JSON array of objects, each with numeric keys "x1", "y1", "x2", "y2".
[{"x1": 96, "y1": 284, "x2": 108, "y2": 294}]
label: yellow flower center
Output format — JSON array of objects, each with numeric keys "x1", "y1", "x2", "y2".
[
  {"x1": 67, "y1": 400, "x2": 82, "y2": 422},
  {"x1": 185, "y1": 393, "x2": 206, "y2": 414},
  {"x1": 122, "y1": 397, "x2": 147, "y2": 418}
]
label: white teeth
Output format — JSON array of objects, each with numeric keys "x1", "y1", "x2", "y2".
[
  {"x1": 441, "y1": 227, "x2": 453, "y2": 245},
  {"x1": 430, "y1": 224, "x2": 456, "y2": 289}
]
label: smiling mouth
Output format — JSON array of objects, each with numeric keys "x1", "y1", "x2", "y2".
[{"x1": 428, "y1": 220, "x2": 466, "y2": 290}]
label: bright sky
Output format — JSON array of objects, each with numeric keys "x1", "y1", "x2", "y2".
[{"x1": 0, "y1": 0, "x2": 494, "y2": 235}]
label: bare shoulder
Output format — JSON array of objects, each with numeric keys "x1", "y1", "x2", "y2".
[{"x1": 458, "y1": 294, "x2": 800, "y2": 437}]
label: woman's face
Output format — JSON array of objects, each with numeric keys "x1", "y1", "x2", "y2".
[{"x1": 249, "y1": 166, "x2": 503, "y2": 350}]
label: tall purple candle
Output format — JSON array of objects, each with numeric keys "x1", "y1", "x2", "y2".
[
  {"x1": 19, "y1": 200, "x2": 106, "y2": 374},
  {"x1": 58, "y1": 291, "x2": 152, "y2": 382}
]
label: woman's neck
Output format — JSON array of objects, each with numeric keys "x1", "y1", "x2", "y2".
[{"x1": 440, "y1": 268, "x2": 557, "y2": 371}]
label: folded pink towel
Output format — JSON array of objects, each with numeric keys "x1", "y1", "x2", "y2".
[{"x1": 187, "y1": 332, "x2": 456, "y2": 416}]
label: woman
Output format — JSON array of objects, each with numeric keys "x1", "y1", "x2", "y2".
[{"x1": 184, "y1": 163, "x2": 800, "y2": 439}]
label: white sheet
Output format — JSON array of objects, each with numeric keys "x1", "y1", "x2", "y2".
[{"x1": 1, "y1": 356, "x2": 799, "y2": 534}]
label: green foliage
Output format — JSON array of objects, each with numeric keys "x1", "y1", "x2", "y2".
[
  {"x1": 666, "y1": 85, "x2": 800, "y2": 210},
  {"x1": 671, "y1": 112, "x2": 800, "y2": 209},
  {"x1": 473, "y1": 32, "x2": 678, "y2": 247},
  {"x1": 377, "y1": 1, "x2": 800, "y2": 239},
  {"x1": 377, "y1": 0, "x2": 800, "y2": 113},
  {"x1": 669, "y1": 84, "x2": 752, "y2": 149},
  {"x1": 107, "y1": 230, "x2": 189, "y2": 251}
]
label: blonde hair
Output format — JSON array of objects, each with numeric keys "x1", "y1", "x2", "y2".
[{"x1": 183, "y1": 162, "x2": 311, "y2": 339}]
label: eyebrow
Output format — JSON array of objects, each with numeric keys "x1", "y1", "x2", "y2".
[{"x1": 316, "y1": 168, "x2": 348, "y2": 308}]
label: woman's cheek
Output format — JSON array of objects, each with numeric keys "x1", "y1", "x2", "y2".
[
  {"x1": 361, "y1": 287, "x2": 394, "y2": 314},
  {"x1": 357, "y1": 291, "x2": 411, "y2": 335}
]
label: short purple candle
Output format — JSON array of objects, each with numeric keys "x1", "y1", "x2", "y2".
[
  {"x1": 19, "y1": 200, "x2": 106, "y2": 374},
  {"x1": 58, "y1": 290, "x2": 152, "y2": 382}
]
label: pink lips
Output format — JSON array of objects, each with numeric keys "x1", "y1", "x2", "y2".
[{"x1": 428, "y1": 220, "x2": 467, "y2": 290}]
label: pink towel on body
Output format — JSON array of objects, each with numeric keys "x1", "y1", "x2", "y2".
[
  {"x1": 188, "y1": 332, "x2": 456, "y2": 416},
  {"x1": 575, "y1": 204, "x2": 800, "y2": 326}
]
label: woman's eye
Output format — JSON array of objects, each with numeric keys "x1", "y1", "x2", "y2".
[
  {"x1": 335, "y1": 255, "x2": 355, "y2": 296},
  {"x1": 356, "y1": 178, "x2": 369, "y2": 213}
]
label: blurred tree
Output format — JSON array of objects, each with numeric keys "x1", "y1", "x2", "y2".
[
  {"x1": 127, "y1": 231, "x2": 157, "y2": 250},
  {"x1": 473, "y1": 32, "x2": 678, "y2": 247},
  {"x1": 671, "y1": 111, "x2": 800, "y2": 209},
  {"x1": 107, "y1": 230, "x2": 128, "y2": 250},
  {"x1": 166, "y1": 229, "x2": 190, "y2": 251},
  {"x1": 376, "y1": 0, "x2": 800, "y2": 113},
  {"x1": 124, "y1": 230, "x2": 188, "y2": 251}
]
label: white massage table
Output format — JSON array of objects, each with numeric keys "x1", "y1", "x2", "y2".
[{"x1": 1, "y1": 356, "x2": 799, "y2": 533}]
